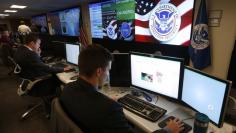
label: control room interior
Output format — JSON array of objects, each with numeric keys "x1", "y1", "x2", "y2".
[{"x1": 0, "y1": 0, "x2": 235, "y2": 132}]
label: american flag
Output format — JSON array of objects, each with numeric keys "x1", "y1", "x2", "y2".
[
  {"x1": 135, "y1": 0, "x2": 194, "y2": 46},
  {"x1": 79, "y1": 10, "x2": 89, "y2": 48}
]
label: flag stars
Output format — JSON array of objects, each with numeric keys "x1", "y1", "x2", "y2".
[
  {"x1": 136, "y1": 0, "x2": 157, "y2": 15},
  {"x1": 143, "y1": 9, "x2": 146, "y2": 13},
  {"x1": 150, "y1": 3, "x2": 153, "y2": 7}
]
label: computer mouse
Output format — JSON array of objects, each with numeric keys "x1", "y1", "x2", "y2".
[{"x1": 142, "y1": 92, "x2": 152, "y2": 102}]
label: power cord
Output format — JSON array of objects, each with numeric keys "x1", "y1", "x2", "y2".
[{"x1": 228, "y1": 96, "x2": 236, "y2": 110}]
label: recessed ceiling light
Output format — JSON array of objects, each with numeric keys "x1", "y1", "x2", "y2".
[
  {"x1": 10, "y1": 5, "x2": 27, "y2": 9},
  {"x1": 0, "y1": 14, "x2": 10, "y2": 16},
  {"x1": 4, "y1": 10, "x2": 17, "y2": 13}
]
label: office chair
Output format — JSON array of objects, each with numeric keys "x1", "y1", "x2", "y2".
[
  {"x1": 9, "y1": 57, "x2": 53, "y2": 119},
  {"x1": 17, "y1": 74, "x2": 53, "y2": 120},
  {"x1": 51, "y1": 98, "x2": 84, "y2": 133},
  {"x1": 7, "y1": 56, "x2": 21, "y2": 74}
]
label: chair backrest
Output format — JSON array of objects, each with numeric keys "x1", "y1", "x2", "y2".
[
  {"x1": 17, "y1": 74, "x2": 52, "y2": 96},
  {"x1": 51, "y1": 98, "x2": 84, "y2": 133},
  {"x1": 7, "y1": 56, "x2": 21, "y2": 74}
]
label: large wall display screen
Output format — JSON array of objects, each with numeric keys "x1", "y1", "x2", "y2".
[{"x1": 89, "y1": 0, "x2": 194, "y2": 46}]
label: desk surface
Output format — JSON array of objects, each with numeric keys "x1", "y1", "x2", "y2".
[{"x1": 57, "y1": 72, "x2": 236, "y2": 133}]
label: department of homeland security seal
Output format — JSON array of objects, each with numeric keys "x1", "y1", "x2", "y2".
[
  {"x1": 191, "y1": 24, "x2": 209, "y2": 49},
  {"x1": 120, "y1": 22, "x2": 131, "y2": 39},
  {"x1": 149, "y1": 3, "x2": 181, "y2": 42},
  {"x1": 106, "y1": 20, "x2": 117, "y2": 40}
]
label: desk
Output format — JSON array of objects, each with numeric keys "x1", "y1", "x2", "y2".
[
  {"x1": 57, "y1": 72, "x2": 236, "y2": 133},
  {"x1": 57, "y1": 71, "x2": 78, "y2": 84}
]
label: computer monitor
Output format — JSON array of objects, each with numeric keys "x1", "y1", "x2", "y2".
[
  {"x1": 130, "y1": 52, "x2": 184, "y2": 99},
  {"x1": 65, "y1": 43, "x2": 80, "y2": 65},
  {"x1": 110, "y1": 53, "x2": 130, "y2": 87},
  {"x1": 181, "y1": 66, "x2": 231, "y2": 127}
]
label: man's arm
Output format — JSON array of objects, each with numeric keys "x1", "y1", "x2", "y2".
[
  {"x1": 103, "y1": 102, "x2": 134, "y2": 133},
  {"x1": 27, "y1": 52, "x2": 64, "y2": 73}
]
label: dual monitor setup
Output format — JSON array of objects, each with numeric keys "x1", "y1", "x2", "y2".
[
  {"x1": 62, "y1": 47, "x2": 231, "y2": 128},
  {"x1": 110, "y1": 52, "x2": 231, "y2": 128}
]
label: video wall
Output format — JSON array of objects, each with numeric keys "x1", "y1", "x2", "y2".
[
  {"x1": 47, "y1": 7, "x2": 80, "y2": 36},
  {"x1": 31, "y1": 7, "x2": 80, "y2": 36},
  {"x1": 89, "y1": 0, "x2": 195, "y2": 46},
  {"x1": 31, "y1": 15, "x2": 48, "y2": 33}
]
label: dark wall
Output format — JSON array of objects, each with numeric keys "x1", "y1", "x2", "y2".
[
  {"x1": 9, "y1": 19, "x2": 31, "y2": 32},
  {"x1": 93, "y1": 39, "x2": 190, "y2": 65},
  {"x1": 39, "y1": 33, "x2": 79, "y2": 58},
  {"x1": 227, "y1": 40, "x2": 236, "y2": 88}
]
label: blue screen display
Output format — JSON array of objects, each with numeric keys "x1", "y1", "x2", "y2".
[{"x1": 182, "y1": 68, "x2": 227, "y2": 125}]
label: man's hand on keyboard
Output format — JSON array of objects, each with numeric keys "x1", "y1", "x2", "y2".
[
  {"x1": 111, "y1": 96, "x2": 119, "y2": 102},
  {"x1": 165, "y1": 118, "x2": 184, "y2": 133},
  {"x1": 63, "y1": 66, "x2": 74, "y2": 72}
]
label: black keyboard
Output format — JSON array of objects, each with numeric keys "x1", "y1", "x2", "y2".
[
  {"x1": 52, "y1": 62, "x2": 67, "y2": 68},
  {"x1": 118, "y1": 94, "x2": 166, "y2": 122},
  {"x1": 158, "y1": 116, "x2": 192, "y2": 133}
]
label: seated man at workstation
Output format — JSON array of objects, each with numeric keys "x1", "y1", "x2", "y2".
[
  {"x1": 14, "y1": 33, "x2": 71, "y2": 96},
  {"x1": 60, "y1": 44, "x2": 184, "y2": 133}
]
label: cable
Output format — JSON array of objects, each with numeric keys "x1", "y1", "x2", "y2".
[
  {"x1": 155, "y1": 95, "x2": 159, "y2": 104},
  {"x1": 182, "y1": 116, "x2": 194, "y2": 122}
]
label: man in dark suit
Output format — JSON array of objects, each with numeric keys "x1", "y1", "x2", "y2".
[
  {"x1": 60, "y1": 44, "x2": 184, "y2": 133},
  {"x1": 14, "y1": 33, "x2": 71, "y2": 96}
]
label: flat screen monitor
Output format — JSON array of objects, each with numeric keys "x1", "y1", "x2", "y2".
[
  {"x1": 48, "y1": 7, "x2": 80, "y2": 36},
  {"x1": 89, "y1": 0, "x2": 135, "y2": 41},
  {"x1": 65, "y1": 44, "x2": 80, "y2": 65},
  {"x1": 181, "y1": 66, "x2": 231, "y2": 127},
  {"x1": 31, "y1": 15, "x2": 48, "y2": 33},
  {"x1": 110, "y1": 53, "x2": 130, "y2": 87},
  {"x1": 130, "y1": 52, "x2": 184, "y2": 99}
]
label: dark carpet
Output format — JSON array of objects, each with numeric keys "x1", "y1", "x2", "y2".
[{"x1": 0, "y1": 65, "x2": 50, "y2": 133}]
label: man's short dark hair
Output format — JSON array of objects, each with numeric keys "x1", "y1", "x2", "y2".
[
  {"x1": 78, "y1": 44, "x2": 113, "y2": 77},
  {"x1": 25, "y1": 33, "x2": 40, "y2": 45}
]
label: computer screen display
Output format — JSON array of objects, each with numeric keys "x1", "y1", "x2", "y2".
[
  {"x1": 89, "y1": 0, "x2": 195, "y2": 46},
  {"x1": 47, "y1": 7, "x2": 80, "y2": 36},
  {"x1": 89, "y1": 0, "x2": 135, "y2": 41},
  {"x1": 31, "y1": 15, "x2": 48, "y2": 33},
  {"x1": 181, "y1": 67, "x2": 231, "y2": 127},
  {"x1": 110, "y1": 53, "x2": 130, "y2": 87},
  {"x1": 130, "y1": 52, "x2": 183, "y2": 99},
  {"x1": 65, "y1": 44, "x2": 80, "y2": 65}
]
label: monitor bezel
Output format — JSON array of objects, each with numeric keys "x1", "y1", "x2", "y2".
[
  {"x1": 130, "y1": 52, "x2": 184, "y2": 100},
  {"x1": 109, "y1": 52, "x2": 131, "y2": 87},
  {"x1": 65, "y1": 43, "x2": 80, "y2": 65},
  {"x1": 181, "y1": 66, "x2": 232, "y2": 128}
]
